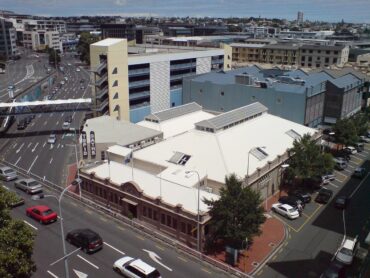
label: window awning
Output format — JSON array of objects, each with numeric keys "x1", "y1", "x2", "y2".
[{"x1": 121, "y1": 198, "x2": 138, "y2": 206}]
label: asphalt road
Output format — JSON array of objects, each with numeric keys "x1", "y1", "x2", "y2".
[
  {"x1": 0, "y1": 53, "x2": 90, "y2": 186},
  {"x1": 0, "y1": 50, "x2": 50, "y2": 100},
  {"x1": 2, "y1": 173, "x2": 229, "y2": 278},
  {"x1": 257, "y1": 146, "x2": 370, "y2": 278}
]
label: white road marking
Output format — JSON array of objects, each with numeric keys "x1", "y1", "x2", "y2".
[
  {"x1": 15, "y1": 156, "x2": 21, "y2": 165},
  {"x1": 43, "y1": 121, "x2": 47, "y2": 126},
  {"x1": 16, "y1": 143, "x2": 24, "y2": 153},
  {"x1": 57, "y1": 143, "x2": 60, "y2": 149},
  {"x1": 12, "y1": 143, "x2": 17, "y2": 149},
  {"x1": 77, "y1": 254, "x2": 99, "y2": 269},
  {"x1": 23, "y1": 220, "x2": 38, "y2": 230},
  {"x1": 61, "y1": 112, "x2": 64, "y2": 117},
  {"x1": 47, "y1": 270, "x2": 59, "y2": 278},
  {"x1": 104, "y1": 242, "x2": 125, "y2": 255},
  {"x1": 27, "y1": 155, "x2": 38, "y2": 173},
  {"x1": 49, "y1": 158, "x2": 53, "y2": 164},
  {"x1": 347, "y1": 164, "x2": 355, "y2": 169},
  {"x1": 43, "y1": 142, "x2": 46, "y2": 148},
  {"x1": 27, "y1": 142, "x2": 32, "y2": 148},
  {"x1": 31, "y1": 142, "x2": 39, "y2": 152},
  {"x1": 328, "y1": 182, "x2": 339, "y2": 188},
  {"x1": 56, "y1": 121, "x2": 59, "y2": 125}
]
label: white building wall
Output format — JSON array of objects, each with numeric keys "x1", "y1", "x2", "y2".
[
  {"x1": 196, "y1": 57, "x2": 211, "y2": 74},
  {"x1": 150, "y1": 61, "x2": 170, "y2": 113}
]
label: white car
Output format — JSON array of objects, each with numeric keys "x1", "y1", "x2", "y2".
[
  {"x1": 336, "y1": 237, "x2": 358, "y2": 265},
  {"x1": 76, "y1": 68, "x2": 81, "y2": 72},
  {"x1": 271, "y1": 203, "x2": 299, "y2": 219},
  {"x1": 67, "y1": 63, "x2": 72, "y2": 66},
  {"x1": 360, "y1": 135, "x2": 370, "y2": 143},
  {"x1": 344, "y1": 146, "x2": 357, "y2": 154},
  {"x1": 113, "y1": 256, "x2": 161, "y2": 278},
  {"x1": 62, "y1": 122, "x2": 70, "y2": 130},
  {"x1": 48, "y1": 134, "x2": 56, "y2": 144}
]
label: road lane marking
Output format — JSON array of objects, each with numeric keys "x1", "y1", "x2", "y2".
[
  {"x1": 349, "y1": 173, "x2": 370, "y2": 198},
  {"x1": 77, "y1": 254, "x2": 99, "y2": 269},
  {"x1": 104, "y1": 242, "x2": 125, "y2": 255},
  {"x1": 296, "y1": 204, "x2": 323, "y2": 233},
  {"x1": 56, "y1": 121, "x2": 59, "y2": 125},
  {"x1": 43, "y1": 142, "x2": 46, "y2": 148},
  {"x1": 57, "y1": 143, "x2": 60, "y2": 149},
  {"x1": 201, "y1": 268, "x2": 212, "y2": 274},
  {"x1": 43, "y1": 121, "x2": 47, "y2": 126},
  {"x1": 49, "y1": 158, "x2": 53, "y2": 164},
  {"x1": 27, "y1": 142, "x2": 32, "y2": 148},
  {"x1": 12, "y1": 143, "x2": 17, "y2": 149},
  {"x1": 15, "y1": 156, "x2": 21, "y2": 165},
  {"x1": 27, "y1": 155, "x2": 38, "y2": 173},
  {"x1": 136, "y1": 235, "x2": 145, "y2": 241},
  {"x1": 23, "y1": 220, "x2": 38, "y2": 230},
  {"x1": 16, "y1": 143, "x2": 24, "y2": 153},
  {"x1": 84, "y1": 209, "x2": 92, "y2": 215},
  {"x1": 177, "y1": 256, "x2": 188, "y2": 262},
  {"x1": 155, "y1": 245, "x2": 164, "y2": 251},
  {"x1": 117, "y1": 226, "x2": 126, "y2": 231},
  {"x1": 99, "y1": 216, "x2": 107, "y2": 222},
  {"x1": 47, "y1": 270, "x2": 59, "y2": 278},
  {"x1": 31, "y1": 142, "x2": 39, "y2": 152}
]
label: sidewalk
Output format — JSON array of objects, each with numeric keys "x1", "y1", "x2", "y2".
[
  {"x1": 208, "y1": 191, "x2": 286, "y2": 274},
  {"x1": 65, "y1": 162, "x2": 78, "y2": 192}
]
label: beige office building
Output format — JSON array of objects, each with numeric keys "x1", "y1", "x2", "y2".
[{"x1": 90, "y1": 38, "x2": 129, "y2": 121}]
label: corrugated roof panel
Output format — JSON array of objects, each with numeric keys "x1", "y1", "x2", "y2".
[{"x1": 145, "y1": 102, "x2": 202, "y2": 123}]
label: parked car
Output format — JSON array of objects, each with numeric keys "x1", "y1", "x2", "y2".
[
  {"x1": 335, "y1": 237, "x2": 359, "y2": 265},
  {"x1": 113, "y1": 256, "x2": 161, "y2": 278},
  {"x1": 322, "y1": 173, "x2": 335, "y2": 184},
  {"x1": 17, "y1": 120, "x2": 26, "y2": 130},
  {"x1": 354, "y1": 143, "x2": 364, "y2": 152},
  {"x1": 48, "y1": 134, "x2": 56, "y2": 144},
  {"x1": 359, "y1": 135, "x2": 370, "y2": 143},
  {"x1": 333, "y1": 158, "x2": 347, "y2": 171},
  {"x1": 26, "y1": 205, "x2": 57, "y2": 224},
  {"x1": 335, "y1": 196, "x2": 349, "y2": 209},
  {"x1": 0, "y1": 166, "x2": 17, "y2": 181},
  {"x1": 271, "y1": 203, "x2": 299, "y2": 220},
  {"x1": 25, "y1": 116, "x2": 32, "y2": 125},
  {"x1": 66, "y1": 228, "x2": 103, "y2": 253},
  {"x1": 344, "y1": 146, "x2": 357, "y2": 154},
  {"x1": 315, "y1": 188, "x2": 333, "y2": 204},
  {"x1": 14, "y1": 178, "x2": 42, "y2": 194},
  {"x1": 321, "y1": 261, "x2": 347, "y2": 278},
  {"x1": 288, "y1": 190, "x2": 311, "y2": 203},
  {"x1": 352, "y1": 167, "x2": 366, "y2": 179},
  {"x1": 278, "y1": 196, "x2": 305, "y2": 209},
  {"x1": 64, "y1": 116, "x2": 72, "y2": 123}
]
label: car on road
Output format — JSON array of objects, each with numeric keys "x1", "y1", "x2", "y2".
[
  {"x1": 288, "y1": 190, "x2": 311, "y2": 203},
  {"x1": 359, "y1": 135, "x2": 370, "y2": 143},
  {"x1": 315, "y1": 188, "x2": 333, "y2": 204},
  {"x1": 278, "y1": 196, "x2": 305, "y2": 209},
  {"x1": 67, "y1": 63, "x2": 72, "y2": 66},
  {"x1": 335, "y1": 237, "x2": 359, "y2": 265},
  {"x1": 271, "y1": 203, "x2": 299, "y2": 219},
  {"x1": 60, "y1": 80, "x2": 65, "y2": 85},
  {"x1": 64, "y1": 116, "x2": 72, "y2": 123},
  {"x1": 76, "y1": 67, "x2": 81, "y2": 72},
  {"x1": 352, "y1": 167, "x2": 366, "y2": 179},
  {"x1": 17, "y1": 119, "x2": 26, "y2": 130},
  {"x1": 66, "y1": 228, "x2": 103, "y2": 253},
  {"x1": 335, "y1": 196, "x2": 349, "y2": 209},
  {"x1": 113, "y1": 256, "x2": 161, "y2": 278},
  {"x1": 62, "y1": 121, "x2": 70, "y2": 130},
  {"x1": 0, "y1": 166, "x2": 17, "y2": 181},
  {"x1": 80, "y1": 85, "x2": 85, "y2": 90},
  {"x1": 48, "y1": 134, "x2": 56, "y2": 144},
  {"x1": 14, "y1": 178, "x2": 42, "y2": 194},
  {"x1": 26, "y1": 205, "x2": 57, "y2": 224},
  {"x1": 64, "y1": 77, "x2": 68, "y2": 81},
  {"x1": 321, "y1": 261, "x2": 346, "y2": 278}
]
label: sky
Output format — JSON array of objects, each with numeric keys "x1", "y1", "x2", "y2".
[{"x1": 1, "y1": 0, "x2": 370, "y2": 23}]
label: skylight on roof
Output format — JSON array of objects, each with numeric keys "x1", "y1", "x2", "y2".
[
  {"x1": 169, "y1": 152, "x2": 191, "y2": 166},
  {"x1": 286, "y1": 129, "x2": 301, "y2": 140},
  {"x1": 250, "y1": 147, "x2": 268, "y2": 161}
]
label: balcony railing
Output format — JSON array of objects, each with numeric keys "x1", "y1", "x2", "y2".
[
  {"x1": 93, "y1": 61, "x2": 107, "y2": 75},
  {"x1": 94, "y1": 98, "x2": 109, "y2": 112},
  {"x1": 95, "y1": 87, "x2": 108, "y2": 99},
  {"x1": 129, "y1": 79, "x2": 150, "y2": 89},
  {"x1": 129, "y1": 90, "x2": 150, "y2": 101},
  {"x1": 170, "y1": 63, "x2": 196, "y2": 70},
  {"x1": 95, "y1": 73, "x2": 108, "y2": 87},
  {"x1": 128, "y1": 68, "x2": 150, "y2": 77}
]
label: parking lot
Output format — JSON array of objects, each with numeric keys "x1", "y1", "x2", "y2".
[{"x1": 271, "y1": 142, "x2": 370, "y2": 233}]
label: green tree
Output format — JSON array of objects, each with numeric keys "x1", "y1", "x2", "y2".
[
  {"x1": 333, "y1": 118, "x2": 358, "y2": 146},
  {"x1": 47, "y1": 47, "x2": 61, "y2": 66},
  {"x1": 0, "y1": 186, "x2": 36, "y2": 277},
  {"x1": 352, "y1": 113, "x2": 368, "y2": 136},
  {"x1": 203, "y1": 174, "x2": 266, "y2": 249},
  {"x1": 77, "y1": 32, "x2": 100, "y2": 64},
  {"x1": 287, "y1": 134, "x2": 334, "y2": 181}
]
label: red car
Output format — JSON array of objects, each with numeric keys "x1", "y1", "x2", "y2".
[{"x1": 26, "y1": 205, "x2": 58, "y2": 224}]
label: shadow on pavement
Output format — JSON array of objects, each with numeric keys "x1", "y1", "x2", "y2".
[{"x1": 267, "y1": 250, "x2": 332, "y2": 278}]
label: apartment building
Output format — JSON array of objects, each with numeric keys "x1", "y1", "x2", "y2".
[
  {"x1": 90, "y1": 38, "x2": 232, "y2": 123},
  {"x1": 230, "y1": 42, "x2": 349, "y2": 68},
  {"x1": 101, "y1": 23, "x2": 136, "y2": 41},
  {"x1": 182, "y1": 65, "x2": 366, "y2": 127},
  {"x1": 23, "y1": 30, "x2": 61, "y2": 51},
  {"x1": 0, "y1": 17, "x2": 18, "y2": 60}
]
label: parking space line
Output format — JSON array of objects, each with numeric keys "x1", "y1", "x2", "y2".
[
  {"x1": 347, "y1": 164, "x2": 355, "y2": 169},
  {"x1": 296, "y1": 204, "x2": 322, "y2": 233},
  {"x1": 47, "y1": 270, "x2": 59, "y2": 278},
  {"x1": 23, "y1": 220, "x2": 38, "y2": 230},
  {"x1": 328, "y1": 182, "x2": 339, "y2": 188},
  {"x1": 77, "y1": 254, "x2": 99, "y2": 269},
  {"x1": 334, "y1": 171, "x2": 347, "y2": 180}
]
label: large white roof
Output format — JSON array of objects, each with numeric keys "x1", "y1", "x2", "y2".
[
  {"x1": 134, "y1": 113, "x2": 317, "y2": 183},
  {"x1": 92, "y1": 38, "x2": 124, "y2": 47},
  {"x1": 83, "y1": 161, "x2": 218, "y2": 214}
]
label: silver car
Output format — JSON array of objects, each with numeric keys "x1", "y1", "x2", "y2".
[
  {"x1": 0, "y1": 166, "x2": 17, "y2": 181},
  {"x1": 14, "y1": 178, "x2": 42, "y2": 194}
]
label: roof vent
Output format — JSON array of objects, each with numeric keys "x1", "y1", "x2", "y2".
[{"x1": 169, "y1": 152, "x2": 191, "y2": 166}]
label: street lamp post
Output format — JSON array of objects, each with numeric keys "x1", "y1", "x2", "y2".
[
  {"x1": 185, "y1": 170, "x2": 201, "y2": 252},
  {"x1": 32, "y1": 184, "x2": 73, "y2": 278}
]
